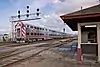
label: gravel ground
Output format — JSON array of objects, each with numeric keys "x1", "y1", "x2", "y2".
[
  {"x1": 1, "y1": 39, "x2": 99, "y2": 67},
  {"x1": 7, "y1": 48, "x2": 100, "y2": 67}
]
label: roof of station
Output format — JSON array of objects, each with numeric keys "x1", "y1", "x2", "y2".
[{"x1": 60, "y1": 4, "x2": 100, "y2": 31}]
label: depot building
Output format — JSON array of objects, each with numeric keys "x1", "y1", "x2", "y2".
[{"x1": 60, "y1": 4, "x2": 100, "y2": 63}]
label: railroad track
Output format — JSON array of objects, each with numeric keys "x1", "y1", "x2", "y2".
[
  {"x1": 1, "y1": 38, "x2": 69, "y2": 47},
  {"x1": 0, "y1": 42, "x2": 53, "y2": 59},
  {"x1": 0, "y1": 38, "x2": 73, "y2": 67},
  {"x1": 0, "y1": 39, "x2": 63, "y2": 60},
  {"x1": 0, "y1": 40, "x2": 66, "y2": 67},
  {"x1": 0, "y1": 47, "x2": 48, "y2": 67}
]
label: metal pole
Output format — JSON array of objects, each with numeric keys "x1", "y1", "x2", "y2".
[
  {"x1": 12, "y1": 21, "x2": 15, "y2": 41},
  {"x1": 12, "y1": 21, "x2": 13, "y2": 41}
]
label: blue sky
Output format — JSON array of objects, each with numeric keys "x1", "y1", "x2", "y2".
[{"x1": 0, "y1": 0, "x2": 99, "y2": 34}]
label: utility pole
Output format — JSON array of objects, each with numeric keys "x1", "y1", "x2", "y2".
[{"x1": 10, "y1": 6, "x2": 41, "y2": 42}]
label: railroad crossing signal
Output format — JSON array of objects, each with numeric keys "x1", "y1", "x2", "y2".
[
  {"x1": 18, "y1": 10, "x2": 20, "y2": 19},
  {"x1": 10, "y1": 6, "x2": 41, "y2": 22},
  {"x1": 36, "y1": 8, "x2": 39, "y2": 16},
  {"x1": 10, "y1": 6, "x2": 41, "y2": 41},
  {"x1": 26, "y1": 6, "x2": 29, "y2": 18}
]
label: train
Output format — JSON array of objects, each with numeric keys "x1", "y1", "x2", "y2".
[{"x1": 15, "y1": 21, "x2": 68, "y2": 42}]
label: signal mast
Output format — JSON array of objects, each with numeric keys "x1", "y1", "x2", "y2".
[{"x1": 10, "y1": 6, "x2": 41, "y2": 41}]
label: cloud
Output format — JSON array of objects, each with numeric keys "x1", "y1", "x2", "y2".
[
  {"x1": 0, "y1": 0, "x2": 99, "y2": 34},
  {"x1": 50, "y1": 0, "x2": 98, "y2": 15}
]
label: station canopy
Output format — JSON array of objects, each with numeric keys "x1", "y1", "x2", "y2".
[{"x1": 60, "y1": 4, "x2": 100, "y2": 31}]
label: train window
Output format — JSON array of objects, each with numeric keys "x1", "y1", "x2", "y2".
[
  {"x1": 34, "y1": 27, "x2": 36, "y2": 29},
  {"x1": 37, "y1": 27, "x2": 39, "y2": 29},
  {"x1": 37, "y1": 33, "x2": 39, "y2": 35},
  {"x1": 34, "y1": 33, "x2": 36, "y2": 35},
  {"x1": 40, "y1": 28, "x2": 42, "y2": 30},
  {"x1": 41, "y1": 28, "x2": 44, "y2": 30},
  {"x1": 30, "y1": 26, "x2": 33, "y2": 28},
  {"x1": 27, "y1": 25, "x2": 29, "y2": 27},
  {"x1": 26, "y1": 33, "x2": 29, "y2": 35},
  {"x1": 31, "y1": 33, "x2": 33, "y2": 35},
  {"x1": 42, "y1": 34, "x2": 44, "y2": 35},
  {"x1": 49, "y1": 34, "x2": 52, "y2": 36}
]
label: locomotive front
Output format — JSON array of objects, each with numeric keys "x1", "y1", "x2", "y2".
[{"x1": 15, "y1": 22, "x2": 26, "y2": 41}]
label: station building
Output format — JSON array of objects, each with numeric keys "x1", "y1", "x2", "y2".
[{"x1": 60, "y1": 4, "x2": 100, "y2": 63}]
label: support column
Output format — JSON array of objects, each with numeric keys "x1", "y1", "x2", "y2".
[
  {"x1": 97, "y1": 23, "x2": 100, "y2": 63},
  {"x1": 77, "y1": 23, "x2": 82, "y2": 64},
  {"x1": 12, "y1": 21, "x2": 14, "y2": 41}
]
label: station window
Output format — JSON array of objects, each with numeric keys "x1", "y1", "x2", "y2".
[{"x1": 81, "y1": 25, "x2": 97, "y2": 43}]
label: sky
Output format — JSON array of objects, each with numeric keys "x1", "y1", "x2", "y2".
[{"x1": 0, "y1": 0, "x2": 99, "y2": 34}]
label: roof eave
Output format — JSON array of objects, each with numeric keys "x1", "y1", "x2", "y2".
[{"x1": 60, "y1": 13, "x2": 100, "y2": 20}]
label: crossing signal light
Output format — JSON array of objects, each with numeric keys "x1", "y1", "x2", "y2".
[
  {"x1": 27, "y1": 6, "x2": 29, "y2": 9},
  {"x1": 36, "y1": 8, "x2": 40, "y2": 16},
  {"x1": 18, "y1": 10, "x2": 20, "y2": 18},
  {"x1": 26, "y1": 6, "x2": 29, "y2": 17},
  {"x1": 37, "y1": 8, "x2": 39, "y2": 12},
  {"x1": 18, "y1": 10, "x2": 20, "y2": 14},
  {"x1": 26, "y1": 6, "x2": 29, "y2": 13},
  {"x1": 18, "y1": 15, "x2": 20, "y2": 18},
  {"x1": 26, "y1": 14, "x2": 29, "y2": 17},
  {"x1": 27, "y1": 10, "x2": 29, "y2": 13},
  {"x1": 36, "y1": 13, "x2": 39, "y2": 16},
  {"x1": 26, "y1": 10, "x2": 29, "y2": 17}
]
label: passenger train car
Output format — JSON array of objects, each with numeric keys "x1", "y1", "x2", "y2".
[{"x1": 15, "y1": 22, "x2": 67, "y2": 42}]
